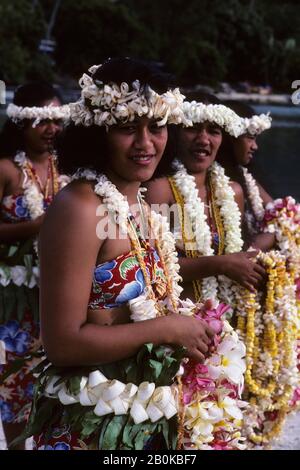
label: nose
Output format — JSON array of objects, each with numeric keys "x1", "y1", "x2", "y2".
[
  {"x1": 134, "y1": 126, "x2": 154, "y2": 152},
  {"x1": 45, "y1": 121, "x2": 61, "y2": 134},
  {"x1": 251, "y1": 138, "x2": 258, "y2": 151},
  {"x1": 194, "y1": 129, "x2": 210, "y2": 146}
]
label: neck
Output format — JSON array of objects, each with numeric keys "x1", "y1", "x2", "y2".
[
  {"x1": 24, "y1": 148, "x2": 52, "y2": 163},
  {"x1": 190, "y1": 169, "x2": 208, "y2": 188},
  {"x1": 105, "y1": 169, "x2": 141, "y2": 205}
]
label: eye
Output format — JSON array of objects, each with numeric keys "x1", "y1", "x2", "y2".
[
  {"x1": 208, "y1": 126, "x2": 222, "y2": 136},
  {"x1": 150, "y1": 123, "x2": 165, "y2": 133},
  {"x1": 119, "y1": 124, "x2": 137, "y2": 133}
]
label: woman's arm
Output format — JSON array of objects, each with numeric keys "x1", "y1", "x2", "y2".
[
  {"x1": 144, "y1": 177, "x2": 175, "y2": 207},
  {"x1": 257, "y1": 182, "x2": 273, "y2": 206},
  {"x1": 179, "y1": 251, "x2": 266, "y2": 292},
  {"x1": 40, "y1": 183, "x2": 214, "y2": 367},
  {"x1": 250, "y1": 181, "x2": 275, "y2": 251},
  {"x1": 0, "y1": 218, "x2": 44, "y2": 243},
  {"x1": 0, "y1": 158, "x2": 44, "y2": 242},
  {"x1": 230, "y1": 181, "x2": 245, "y2": 218}
]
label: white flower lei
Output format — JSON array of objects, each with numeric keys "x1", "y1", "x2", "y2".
[
  {"x1": 14, "y1": 151, "x2": 69, "y2": 220},
  {"x1": 9, "y1": 152, "x2": 70, "y2": 283},
  {"x1": 41, "y1": 170, "x2": 248, "y2": 448},
  {"x1": 71, "y1": 168, "x2": 183, "y2": 315},
  {"x1": 182, "y1": 101, "x2": 245, "y2": 137},
  {"x1": 241, "y1": 167, "x2": 265, "y2": 221},
  {"x1": 7, "y1": 103, "x2": 70, "y2": 128},
  {"x1": 241, "y1": 113, "x2": 272, "y2": 136},
  {"x1": 172, "y1": 161, "x2": 243, "y2": 304},
  {"x1": 69, "y1": 64, "x2": 190, "y2": 128}
]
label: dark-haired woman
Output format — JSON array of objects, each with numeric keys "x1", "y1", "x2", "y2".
[
  {"x1": 216, "y1": 102, "x2": 274, "y2": 251},
  {"x1": 145, "y1": 97, "x2": 266, "y2": 311},
  {"x1": 0, "y1": 82, "x2": 69, "y2": 449},
  {"x1": 19, "y1": 59, "x2": 223, "y2": 451}
]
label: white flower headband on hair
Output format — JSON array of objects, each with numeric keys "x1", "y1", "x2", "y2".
[
  {"x1": 241, "y1": 113, "x2": 272, "y2": 136},
  {"x1": 7, "y1": 103, "x2": 71, "y2": 128},
  {"x1": 182, "y1": 100, "x2": 245, "y2": 137},
  {"x1": 183, "y1": 101, "x2": 243, "y2": 137},
  {"x1": 69, "y1": 64, "x2": 191, "y2": 128}
]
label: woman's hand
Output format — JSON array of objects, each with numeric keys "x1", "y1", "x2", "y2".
[
  {"x1": 222, "y1": 251, "x2": 266, "y2": 291},
  {"x1": 165, "y1": 314, "x2": 215, "y2": 363}
]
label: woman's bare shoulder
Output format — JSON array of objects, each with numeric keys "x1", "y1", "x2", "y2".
[{"x1": 144, "y1": 177, "x2": 174, "y2": 205}]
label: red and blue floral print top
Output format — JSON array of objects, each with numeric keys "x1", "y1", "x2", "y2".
[
  {"x1": 0, "y1": 194, "x2": 53, "y2": 222},
  {"x1": 88, "y1": 247, "x2": 167, "y2": 309}
]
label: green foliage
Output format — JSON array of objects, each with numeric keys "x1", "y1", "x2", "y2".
[
  {"x1": 0, "y1": 0, "x2": 47, "y2": 82},
  {"x1": 1, "y1": 1, "x2": 300, "y2": 97}
]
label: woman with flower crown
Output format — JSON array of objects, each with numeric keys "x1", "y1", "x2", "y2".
[
  {"x1": 145, "y1": 94, "x2": 266, "y2": 309},
  {"x1": 0, "y1": 82, "x2": 70, "y2": 449},
  {"x1": 216, "y1": 101, "x2": 275, "y2": 252},
  {"x1": 216, "y1": 102, "x2": 300, "y2": 446},
  {"x1": 19, "y1": 59, "x2": 248, "y2": 451}
]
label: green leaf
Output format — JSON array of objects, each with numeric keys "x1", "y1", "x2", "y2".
[
  {"x1": 144, "y1": 359, "x2": 163, "y2": 382},
  {"x1": 80, "y1": 410, "x2": 103, "y2": 438},
  {"x1": 16, "y1": 286, "x2": 28, "y2": 322},
  {"x1": 26, "y1": 287, "x2": 39, "y2": 323},
  {"x1": 102, "y1": 415, "x2": 127, "y2": 450},
  {"x1": 133, "y1": 423, "x2": 157, "y2": 450},
  {"x1": 67, "y1": 376, "x2": 82, "y2": 396},
  {"x1": 98, "y1": 415, "x2": 113, "y2": 449},
  {"x1": 119, "y1": 256, "x2": 139, "y2": 280},
  {"x1": 2, "y1": 284, "x2": 16, "y2": 321}
]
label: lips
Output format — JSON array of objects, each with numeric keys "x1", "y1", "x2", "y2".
[
  {"x1": 191, "y1": 148, "x2": 211, "y2": 159},
  {"x1": 129, "y1": 154, "x2": 154, "y2": 165}
]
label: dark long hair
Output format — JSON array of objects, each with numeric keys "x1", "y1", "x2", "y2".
[
  {"x1": 0, "y1": 82, "x2": 62, "y2": 158},
  {"x1": 57, "y1": 57, "x2": 177, "y2": 176},
  {"x1": 217, "y1": 101, "x2": 255, "y2": 178}
]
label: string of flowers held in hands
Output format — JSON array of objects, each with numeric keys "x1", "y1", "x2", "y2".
[
  {"x1": 236, "y1": 250, "x2": 299, "y2": 447},
  {"x1": 24, "y1": 170, "x2": 248, "y2": 451}
]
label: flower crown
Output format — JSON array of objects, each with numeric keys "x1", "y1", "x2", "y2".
[
  {"x1": 7, "y1": 103, "x2": 70, "y2": 128},
  {"x1": 241, "y1": 113, "x2": 272, "y2": 136},
  {"x1": 69, "y1": 64, "x2": 191, "y2": 128},
  {"x1": 182, "y1": 100, "x2": 245, "y2": 137}
]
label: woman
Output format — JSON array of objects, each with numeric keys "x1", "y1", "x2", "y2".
[
  {"x1": 145, "y1": 95, "x2": 266, "y2": 309},
  {"x1": 217, "y1": 101, "x2": 274, "y2": 251},
  {"x1": 0, "y1": 82, "x2": 69, "y2": 449},
  {"x1": 19, "y1": 58, "x2": 226, "y2": 451}
]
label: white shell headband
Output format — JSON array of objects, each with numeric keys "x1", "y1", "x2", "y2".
[
  {"x1": 69, "y1": 64, "x2": 191, "y2": 128},
  {"x1": 7, "y1": 103, "x2": 70, "y2": 128},
  {"x1": 241, "y1": 113, "x2": 272, "y2": 135},
  {"x1": 182, "y1": 100, "x2": 245, "y2": 137}
]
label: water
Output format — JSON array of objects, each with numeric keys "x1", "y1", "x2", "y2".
[
  {"x1": 251, "y1": 104, "x2": 300, "y2": 201},
  {"x1": 1, "y1": 102, "x2": 299, "y2": 200}
]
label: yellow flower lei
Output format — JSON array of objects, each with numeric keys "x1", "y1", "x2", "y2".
[
  {"x1": 168, "y1": 174, "x2": 225, "y2": 302},
  {"x1": 236, "y1": 251, "x2": 298, "y2": 445}
]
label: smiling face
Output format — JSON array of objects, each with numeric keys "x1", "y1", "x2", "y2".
[
  {"x1": 105, "y1": 116, "x2": 168, "y2": 183},
  {"x1": 23, "y1": 97, "x2": 63, "y2": 154},
  {"x1": 232, "y1": 133, "x2": 258, "y2": 166},
  {"x1": 178, "y1": 121, "x2": 223, "y2": 174}
]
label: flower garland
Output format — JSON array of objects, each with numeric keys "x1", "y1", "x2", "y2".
[
  {"x1": 170, "y1": 161, "x2": 243, "y2": 305},
  {"x1": 236, "y1": 250, "x2": 299, "y2": 446},
  {"x1": 240, "y1": 113, "x2": 272, "y2": 136},
  {"x1": 28, "y1": 170, "x2": 248, "y2": 450},
  {"x1": 69, "y1": 64, "x2": 190, "y2": 128},
  {"x1": 182, "y1": 101, "x2": 245, "y2": 137},
  {"x1": 14, "y1": 151, "x2": 69, "y2": 220},
  {"x1": 241, "y1": 167, "x2": 265, "y2": 222},
  {"x1": 3, "y1": 152, "x2": 70, "y2": 285},
  {"x1": 7, "y1": 103, "x2": 70, "y2": 128},
  {"x1": 179, "y1": 300, "x2": 248, "y2": 450}
]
